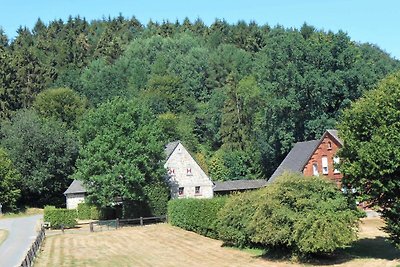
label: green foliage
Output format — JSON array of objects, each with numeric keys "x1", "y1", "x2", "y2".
[
  {"x1": 77, "y1": 203, "x2": 99, "y2": 220},
  {"x1": 73, "y1": 98, "x2": 167, "y2": 209},
  {"x1": 249, "y1": 172, "x2": 359, "y2": 255},
  {"x1": 1, "y1": 109, "x2": 78, "y2": 206},
  {"x1": 0, "y1": 16, "x2": 399, "y2": 208},
  {"x1": 217, "y1": 191, "x2": 260, "y2": 247},
  {"x1": 338, "y1": 71, "x2": 400, "y2": 248},
  {"x1": 32, "y1": 87, "x2": 88, "y2": 128},
  {"x1": 0, "y1": 148, "x2": 21, "y2": 212},
  {"x1": 44, "y1": 206, "x2": 77, "y2": 229},
  {"x1": 168, "y1": 197, "x2": 227, "y2": 238},
  {"x1": 143, "y1": 182, "x2": 170, "y2": 216}
]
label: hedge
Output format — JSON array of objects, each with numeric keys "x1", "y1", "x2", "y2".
[
  {"x1": 44, "y1": 206, "x2": 77, "y2": 229},
  {"x1": 168, "y1": 197, "x2": 227, "y2": 238},
  {"x1": 77, "y1": 203, "x2": 99, "y2": 220}
]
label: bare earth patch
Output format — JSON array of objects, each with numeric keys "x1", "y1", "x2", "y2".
[
  {"x1": 0, "y1": 230, "x2": 8, "y2": 246},
  {"x1": 35, "y1": 218, "x2": 400, "y2": 267}
]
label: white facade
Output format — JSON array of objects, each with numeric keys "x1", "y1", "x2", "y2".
[
  {"x1": 65, "y1": 193, "x2": 85, "y2": 209},
  {"x1": 164, "y1": 143, "x2": 214, "y2": 199}
]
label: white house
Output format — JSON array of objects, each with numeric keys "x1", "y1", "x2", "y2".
[
  {"x1": 65, "y1": 141, "x2": 214, "y2": 209},
  {"x1": 164, "y1": 141, "x2": 214, "y2": 199}
]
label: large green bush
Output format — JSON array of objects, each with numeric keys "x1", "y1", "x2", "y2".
[
  {"x1": 168, "y1": 197, "x2": 227, "y2": 238},
  {"x1": 77, "y1": 203, "x2": 99, "y2": 220},
  {"x1": 144, "y1": 182, "x2": 170, "y2": 216},
  {"x1": 44, "y1": 206, "x2": 77, "y2": 229},
  {"x1": 249, "y1": 172, "x2": 359, "y2": 255},
  {"x1": 217, "y1": 190, "x2": 261, "y2": 248}
]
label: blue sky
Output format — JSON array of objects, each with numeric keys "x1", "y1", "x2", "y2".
[{"x1": 1, "y1": 0, "x2": 398, "y2": 59}]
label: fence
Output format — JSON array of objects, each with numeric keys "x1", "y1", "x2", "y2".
[
  {"x1": 20, "y1": 225, "x2": 46, "y2": 267},
  {"x1": 89, "y1": 215, "x2": 167, "y2": 232}
]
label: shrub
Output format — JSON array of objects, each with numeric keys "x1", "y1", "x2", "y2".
[
  {"x1": 217, "y1": 191, "x2": 260, "y2": 247},
  {"x1": 144, "y1": 182, "x2": 170, "y2": 216},
  {"x1": 168, "y1": 197, "x2": 227, "y2": 238},
  {"x1": 44, "y1": 206, "x2": 77, "y2": 229},
  {"x1": 77, "y1": 203, "x2": 99, "y2": 220},
  {"x1": 249, "y1": 172, "x2": 359, "y2": 255}
]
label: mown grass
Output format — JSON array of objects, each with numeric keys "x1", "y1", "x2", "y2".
[{"x1": 0, "y1": 207, "x2": 43, "y2": 219}]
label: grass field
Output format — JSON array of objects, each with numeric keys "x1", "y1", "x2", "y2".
[
  {"x1": 35, "y1": 218, "x2": 400, "y2": 267},
  {"x1": 0, "y1": 208, "x2": 43, "y2": 219},
  {"x1": 0, "y1": 230, "x2": 8, "y2": 246}
]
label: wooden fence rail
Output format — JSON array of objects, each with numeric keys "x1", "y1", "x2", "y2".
[
  {"x1": 89, "y1": 215, "x2": 167, "y2": 232},
  {"x1": 20, "y1": 225, "x2": 46, "y2": 267}
]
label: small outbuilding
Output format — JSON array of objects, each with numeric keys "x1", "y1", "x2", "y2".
[
  {"x1": 213, "y1": 179, "x2": 268, "y2": 195},
  {"x1": 64, "y1": 180, "x2": 86, "y2": 209}
]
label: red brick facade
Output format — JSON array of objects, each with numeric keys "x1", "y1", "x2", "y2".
[{"x1": 303, "y1": 132, "x2": 343, "y2": 187}]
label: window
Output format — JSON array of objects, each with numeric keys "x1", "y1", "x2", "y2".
[
  {"x1": 186, "y1": 168, "x2": 192, "y2": 176},
  {"x1": 333, "y1": 156, "x2": 340, "y2": 173},
  {"x1": 322, "y1": 156, "x2": 328, "y2": 174},
  {"x1": 168, "y1": 167, "x2": 175, "y2": 176},
  {"x1": 178, "y1": 187, "x2": 184, "y2": 196},
  {"x1": 312, "y1": 163, "x2": 319, "y2": 176},
  {"x1": 327, "y1": 141, "x2": 332, "y2": 150},
  {"x1": 195, "y1": 186, "x2": 201, "y2": 195}
]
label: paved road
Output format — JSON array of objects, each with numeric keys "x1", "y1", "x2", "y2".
[{"x1": 0, "y1": 214, "x2": 43, "y2": 267}]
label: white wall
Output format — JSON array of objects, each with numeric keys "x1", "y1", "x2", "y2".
[
  {"x1": 165, "y1": 143, "x2": 214, "y2": 199},
  {"x1": 66, "y1": 193, "x2": 86, "y2": 209}
]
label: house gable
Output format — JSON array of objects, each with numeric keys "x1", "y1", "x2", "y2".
[
  {"x1": 164, "y1": 142, "x2": 213, "y2": 199},
  {"x1": 303, "y1": 130, "x2": 343, "y2": 186}
]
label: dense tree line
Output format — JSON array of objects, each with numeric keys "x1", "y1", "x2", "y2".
[{"x1": 0, "y1": 16, "x2": 399, "y2": 209}]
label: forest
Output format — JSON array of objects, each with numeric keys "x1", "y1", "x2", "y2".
[{"x1": 0, "y1": 15, "x2": 399, "y2": 209}]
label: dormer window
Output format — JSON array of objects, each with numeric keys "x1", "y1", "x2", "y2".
[{"x1": 186, "y1": 168, "x2": 192, "y2": 176}]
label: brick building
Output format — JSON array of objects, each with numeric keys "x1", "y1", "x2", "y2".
[{"x1": 269, "y1": 130, "x2": 343, "y2": 187}]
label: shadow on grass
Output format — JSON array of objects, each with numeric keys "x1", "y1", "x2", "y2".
[
  {"x1": 254, "y1": 237, "x2": 400, "y2": 265},
  {"x1": 344, "y1": 236, "x2": 400, "y2": 260}
]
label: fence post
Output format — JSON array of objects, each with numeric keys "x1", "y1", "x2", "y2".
[
  {"x1": 61, "y1": 224, "x2": 64, "y2": 233},
  {"x1": 90, "y1": 222, "x2": 94, "y2": 232},
  {"x1": 140, "y1": 217, "x2": 143, "y2": 226},
  {"x1": 165, "y1": 214, "x2": 168, "y2": 223},
  {"x1": 116, "y1": 218, "x2": 119, "y2": 229}
]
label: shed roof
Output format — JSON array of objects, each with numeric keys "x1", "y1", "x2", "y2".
[
  {"x1": 64, "y1": 180, "x2": 86, "y2": 195},
  {"x1": 213, "y1": 179, "x2": 268, "y2": 192},
  {"x1": 268, "y1": 139, "x2": 320, "y2": 183}
]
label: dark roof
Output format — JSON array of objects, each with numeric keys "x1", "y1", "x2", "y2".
[
  {"x1": 64, "y1": 180, "x2": 86, "y2": 195},
  {"x1": 268, "y1": 139, "x2": 320, "y2": 183},
  {"x1": 213, "y1": 179, "x2": 268, "y2": 192},
  {"x1": 326, "y1": 129, "x2": 343, "y2": 145},
  {"x1": 165, "y1": 140, "x2": 180, "y2": 160}
]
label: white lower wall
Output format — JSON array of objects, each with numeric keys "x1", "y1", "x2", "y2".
[{"x1": 66, "y1": 193, "x2": 86, "y2": 209}]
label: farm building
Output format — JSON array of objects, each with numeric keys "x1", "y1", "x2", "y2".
[
  {"x1": 64, "y1": 179, "x2": 86, "y2": 209},
  {"x1": 269, "y1": 129, "x2": 343, "y2": 186},
  {"x1": 164, "y1": 141, "x2": 214, "y2": 199},
  {"x1": 65, "y1": 141, "x2": 214, "y2": 209}
]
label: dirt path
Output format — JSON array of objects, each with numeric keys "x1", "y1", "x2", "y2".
[{"x1": 35, "y1": 218, "x2": 400, "y2": 267}]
